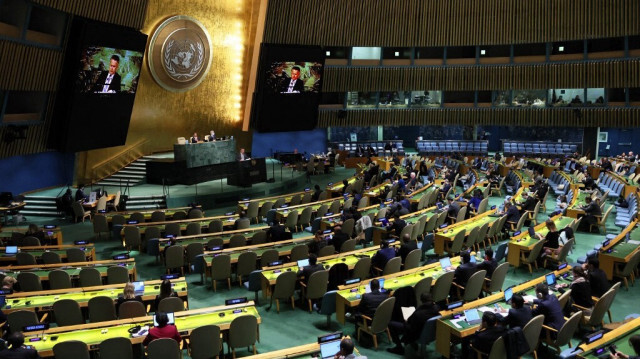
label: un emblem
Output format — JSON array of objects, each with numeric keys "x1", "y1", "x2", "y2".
[{"x1": 148, "y1": 16, "x2": 212, "y2": 92}]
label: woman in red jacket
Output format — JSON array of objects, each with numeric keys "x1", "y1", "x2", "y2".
[{"x1": 143, "y1": 312, "x2": 182, "y2": 346}]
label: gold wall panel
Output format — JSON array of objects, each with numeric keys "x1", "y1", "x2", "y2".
[
  {"x1": 323, "y1": 60, "x2": 640, "y2": 92},
  {"x1": 318, "y1": 108, "x2": 640, "y2": 129},
  {"x1": 264, "y1": 0, "x2": 639, "y2": 47},
  {"x1": 76, "y1": 0, "x2": 261, "y2": 182}
]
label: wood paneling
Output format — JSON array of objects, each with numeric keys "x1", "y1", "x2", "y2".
[
  {"x1": 318, "y1": 108, "x2": 640, "y2": 128},
  {"x1": 265, "y1": 0, "x2": 640, "y2": 47},
  {"x1": 0, "y1": 42, "x2": 62, "y2": 91},
  {"x1": 323, "y1": 60, "x2": 640, "y2": 92},
  {"x1": 31, "y1": 0, "x2": 148, "y2": 29}
]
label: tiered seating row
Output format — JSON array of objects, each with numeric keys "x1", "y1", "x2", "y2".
[
  {"x1": 597, "y1": 172, "x2": 625, "y2": 201},
  {"x1": 548, "y1": 171, "x2": 571, "y2": 196},
  {"x1": 416, "y1": 140, "x2": 488, "y2": 156},
  {"x1": 502, "y1": 140, "x2": 578, "y2": 157},
  {"x1": 615, "y1": 193, "x2": 638, "y2": 228}
]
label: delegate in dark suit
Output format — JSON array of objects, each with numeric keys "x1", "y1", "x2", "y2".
[
  {"x1": 298, "y1": 263, "x2": 324, "y2": 285},
  {"x1": 280, "y1": 78, "x2": 304, "y2": 93},
  {"x1": 588, "y1": 267, "x2": 611, "y2": 297},
  {"x1": 453, "y1": 261, "x2": 477, "y2": 287},
  {"x1": 371, "y1": 244, "x2": 397, "y2": 270},
  {"x1": 358, "y1": 290, "x2": 388, "y2": 318},
  {"x1": 532, "y1": 291, "x2": 565, "y2": 331},
  {"x1": 330, "y1": 231, "x2": 349, "y2": 253},
  {"x1": 470, "y1": 325, "x2": 507, "y2": 355},
  {"x1": 505, "y1": 204, "x2": 521, "y2": 224},
  {"x1": 0, "y1": 347, "x2": 41, "y2": 359},
  {"x1": 93, "y1": 71, "x2": 121, "y2": 93},
  {"x1": 519, "y1": 196, "x2": 537, "y2": 213},
  {"x1": 477, "y1": 258, "x2": 498, "y2": 278},
  {"x1": 505, "y1": 306, "x2": 533, "y2": 329},
  {"x1": 398, "y1": 241, "x2": 418, "y2": 263},
  {"x1": 267, "y1": 222, "x2": 288, "y2": 242},
  {"x1": 387, "y1": 217, "x2": 407, "y2": 237}
]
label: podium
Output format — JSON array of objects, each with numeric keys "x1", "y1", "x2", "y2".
[{"x1": 227, "y1": 158, "x2": 267, "y2": 187}]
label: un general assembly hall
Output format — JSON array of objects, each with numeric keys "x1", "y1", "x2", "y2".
[{"x1": 1, "y1": 0, "x2": 640, "y2": 358}]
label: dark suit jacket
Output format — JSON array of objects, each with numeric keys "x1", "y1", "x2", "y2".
[
  {"x1": 237, "y1": 153, "x2": 248, "y2": 161},
  {"x1": 506, "y1": 306, "x2": 533, "y2": 329},
  {"x1": 93, "y1": 71, "x2": 121, "y2": 93},
  {"x1": 0, "y1": 347, "x2": 41, "y2": 359},
  {"x1": 583, "y1": 202, "x2": 601, "y2": 216},
  {"x1": 454, "y1": 262, "x2": 477, "y2": 287},
  {"x1": 388, "y1": 219, "x2": 407, "y2": 236},
  {"x1": 399, "y1": 241, "x2": 418, "y2": 263},
  {"x1": 307, "y1": 239, "x2": 326, "y2": 256},
  {"x1": 75, "y1": 189, "x2": 87, "y2": 201},
  {"x1": 298, "y1": 263, "x2": 324, "y2": 285},
  {"x1": 520, "y1": 197, "x2": 537, "y2": 212},
  {"x1": 569, "y1": 280, "x2": 594, "y2": 308},
  {"x1": 588, "y1": 268, "x2": 611, "y2": 297},
  {"x1": 358, "y1": 289, "x2": 388, "y2": 317},
  {"x1": 532, "y1": 295, "x2": 565, "y2": 331},
  {"x1": 280, "y1": 78, "x2": 304, "y2": 93},
  {"x1": 506, "y1": 206, "x2": 521, "y2": 224},
  {"x1": 448, "y1": 201, "x2": 461, "y2": 217},
  {"x1": 330, "y1": 232, "x2": 349, "y2": 253},
  {"x1": 402, "y1": 303, "x2": 441, "y2": 343},
  {"x1": 267, "y1": 224, "x2": 287, "y2": 242},
  {"x1": 477, "y1": 259, "x2": 498, "y2": 278},
  {"x1": 372, "y1": 247, "x2": 397, "y2": 269},
  {"x1": 190, "y1": 137, "x2": 200, "y2": 143},
  {"x1": 471, "y1": 325, "x2": 508, "y2": 355}
]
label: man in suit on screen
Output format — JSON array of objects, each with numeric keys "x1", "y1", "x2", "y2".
[
  {"x1": 280, "y1": 66, "x2": 304, "y2": 93},
  {"x1": 93, "y1": 55, "x2": 122, "y2": 93}
]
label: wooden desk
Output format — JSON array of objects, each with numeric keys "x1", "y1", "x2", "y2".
[
  {"x1": 335, "y1": 256, "x2": 465, "y2": 325},
  {"x1": 0, "y1": 226, "x2": 63, "y2": 246},
  {"x1": 433, "y1": 209, "x2": 498, "y2": 255},
  {"x1": 0, "y1": 202, "x2": 26, "y2": 224},
  {"x1": 565, "y1": 189, "x2": 591, "y2": 218},
  {"x1": 326, "y1": 175, "x2": 359, "y2": 197},
  {"x1": 237, "y1": 190, "x2": 308, "y2": 212},
  {"x1": 371, "y1": 206, "x2": 439, "y2": 245},
  {"x1": 0, "y1": 244, "x2": 95, "y2": 264},
  {"x1": 577, "y1": 316, "x2": 640, "y2": 358},
  {"x1": 598, "y1": 220, "x2": 639, "y2": 280},
  {"x1": 24, "y1": 302, "x2": 260, "y2": 357},
  {"x1": 82, "y1": 194, "x2": 115, "y2": 209},
  {"x1": 3, "y1": 278, "x2": 188, "y2": 314},
  {"x1": 274, "y1": 198, "x2": 342, "y2": 223},
  {"x1": 435, "y1": 266, "x2": 571, "y2": 358},
  {"x1": 245, "y1": 336, "x2": 361, "y2": 359},
  {"x1": 104, "y1": 206, "x2": 202, "y2": 223},
  {"x1": 156, "y1": 226, "x2": 269, "y2": 252},
  {"x1": 507, "y1": 215, "x2": 574, "y2": 267},
  {"x1": 0, "y1": 259, "x2": 137, "y2": 283},
  {"x1": 120, "y1": 213, "x2": 240, "y2": 238}
]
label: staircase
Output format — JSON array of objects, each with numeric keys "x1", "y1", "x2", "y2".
[
  {"x1": 21, "y1": 195, "x2": 62, "y2": 218},
  {"x1": 95, "y1": 157, "x2": 151, "y2": 187},
  {"x1": 125, "y1": 195, "x2": 167, "y2": 211}
]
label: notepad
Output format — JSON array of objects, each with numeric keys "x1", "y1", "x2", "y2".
[{"x1": 401, "y1": 306, "x2": 416, "y2": 321}]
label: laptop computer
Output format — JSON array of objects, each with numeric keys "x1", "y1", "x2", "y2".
[
  {"x1": 297, "y1": 259, "x2": 310, "y2": 270},
  {"x1": 153, "y1": 312, "x2": 175, "y2": 327},
  {"x1": 464, "y1": 309, "x2": 482, "y2": 325},
  {"x1": 4, "y1": 246, "x2": 18, "y2": 256},
  {"x1": 439, "y1": 257, "x2": 452, "y2": 271},
  {"x1": 319, "y1": 340, "x2": 341, "y2": 359},
  {"x1": 380, "y1": 218, "x2": 389, "y2": 226},
  {"x1": 504, "y1": 287, "x2": 514, "y2": 303},
  {"x1": 470, "y1": 255, "x2": 477, "y2": 263},
  {"x1": 546, "y1": 273, "x2": 556, "y2": 286},
  {"x1": 133, "y1": 281, "x2": 145, "y2": 295}
]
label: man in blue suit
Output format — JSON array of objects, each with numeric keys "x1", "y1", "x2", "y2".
[
  {"x1": 531, "y1": 283, "x2": 565, "y2": 332},
  {"x1": 371, "y1": 240, "x2": 397, "y2": 271}
]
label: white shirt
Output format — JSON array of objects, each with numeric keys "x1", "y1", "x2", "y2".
[{"x1": 102, "y1": 74, "x2": 114, "y2": 93}]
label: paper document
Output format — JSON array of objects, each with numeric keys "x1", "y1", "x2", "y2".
[
  {"x1": 401, "y1": 306, "x2": 416, "y2": 321},
  {"x1": 523, "y1": 295, "x2": 537, "y2": 303},
  {"x1": 628, "y1": 240, "x2": 640, "y2": 245},
  {"x1": 450, "y1": 318, "x2": 464, "y2": 329}
]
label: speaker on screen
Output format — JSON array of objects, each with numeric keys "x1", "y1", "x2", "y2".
[
  {"x1": 49, "y1": 17, "x2": 147, "y2": 152},
  {"x1": 251, "y1": 44, "x2": 325, "y2": 133}
]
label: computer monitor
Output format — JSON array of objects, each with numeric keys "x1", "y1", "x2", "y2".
[
  {"x1": 5, "y1": 246, "x2": 17, "y2": 255},
  {"x1": 439, "y1": 257, "x2": 451, "y2": 269},
  {"x1": 153, "y1": 312, "x2": 175, "y2": 327},
  {"x1": 297, "y1": 259, "x2": 310, "y2": 269},
  {"x1": 545, "y1": 273, "x2": 556, "y2": 286},
  {"x1": 464, "y1": 309, "x2": 481, "y2": 325},
  {"x1": 380, "y1": 218, "x2": 389, "y2": 226},
  {"x1": 133, "y1": 281, "x2": 144, "y2": 295},
  {"x1": 504, "y1": 287, "x2": 514, "y2": 303},
  {"x1": 319, "y1": 340, "x2": 341, "y2": 359}
]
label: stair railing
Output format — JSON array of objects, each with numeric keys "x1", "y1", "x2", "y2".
[{"x1": 90, "y1": 139, "x2": 150, "y2": 185}]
